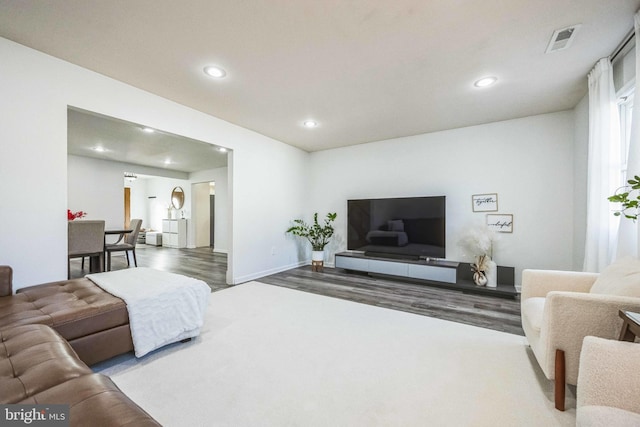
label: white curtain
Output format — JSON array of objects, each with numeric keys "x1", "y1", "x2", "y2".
[
  {"x1": 617, "y1": 12, "x2": 640, "y2": 259},
  {"x1": 583, "y1": 58, "x2": 621, "y2": 272}
]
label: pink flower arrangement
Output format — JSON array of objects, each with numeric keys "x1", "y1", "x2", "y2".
[{"x1": 67, "y1": 209, "x2": 87, "y2": 220}]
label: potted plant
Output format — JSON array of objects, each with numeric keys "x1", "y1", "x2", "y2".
[
  {"x1": 609, "y1": 175, "x2": 640, "y2": 220},
  {"x1": 286, "y1": 212, "x2": 337, "y2": 262}
]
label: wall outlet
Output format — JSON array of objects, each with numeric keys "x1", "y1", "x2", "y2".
[{"x1": 271, "y1": 246, "x2": 276, "y2": 256}]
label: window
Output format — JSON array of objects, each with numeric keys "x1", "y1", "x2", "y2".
[{"x1": 618, "y1": 90, "x2": 634, "y2": 184}]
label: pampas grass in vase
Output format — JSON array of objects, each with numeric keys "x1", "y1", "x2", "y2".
[{"x1": 459, "y1": 224, "x2": 498, "y2": 287}]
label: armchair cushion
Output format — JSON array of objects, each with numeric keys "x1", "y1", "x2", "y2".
[
  {"x1": 577, "y1": 336, "x2": 640, "y2": 413},
  {"x1": 590, "y1": 257, "x2": 640, "y2": 298},
  {"x1": 577, "y1": 406, "x2": 640, "y2": 427},
  {"x1": 577, "y1": 336, "x2": 640, "y2": 425},
  {"x1": 521, "y1": 297, "x2": 545, "y2": 333}
]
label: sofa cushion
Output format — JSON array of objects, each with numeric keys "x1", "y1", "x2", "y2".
[
  {"x1": 20, "y1": 374, "x2": 161, "y2": 426},
  {"x1": 577, "y1": 405, "x2": 640, "y2": 427},
  {"x1": 590, "y1": 257, "x2": 640, "y2": 297},
  {"x1": 0, "y1": 324, "x2": 91, "y2": 403},
  {"x1": 1, "y1": 278, "x2": 129, "y2": 340},
  {"x1": 521, "y1": 297, "x2": 546, "y2": 333}
]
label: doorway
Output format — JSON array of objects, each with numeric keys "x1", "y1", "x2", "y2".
[
  {"x1": 192, "y1": 181, "x2": 215, "y2": 248},
  {"x1": 124, "y1": 187, "x2": 131, "y2": 228},
  {"x1": 210, "y1": 192, "x2": 215, "y2": 247}
]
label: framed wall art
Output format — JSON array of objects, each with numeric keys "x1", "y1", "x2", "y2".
[
  {"x1": 486, "y1": 214, "x2": 513, "y2": 233},
  {"x1": 472, "y1": 193, "x2": 498, "y2": 212}
]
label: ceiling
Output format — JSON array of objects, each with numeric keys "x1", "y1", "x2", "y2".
[
  {"x1": 68, "y1": 109, "x2": 228, "y2": 173},
  {"x1": 1, "y1": 1, "x2": 639, "y2": 152}
]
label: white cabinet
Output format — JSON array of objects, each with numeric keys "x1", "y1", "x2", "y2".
[
  {"x1": 335, "y1": 252, "x2": 458, "y2": 284},
  {"x1": 162, "y1": 219, "x2": 187, "y2": 248}
]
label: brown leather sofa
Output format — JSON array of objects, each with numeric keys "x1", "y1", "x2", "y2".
[
  {"x1": 0, "y1": 266, "x2": 160, "y2": 425},
  {"x1": 0, "y1": 266, "x2": 134, "y2": 365},
  {"x1": 1, "y1": 324, "x2": 160, "y2": 426}
]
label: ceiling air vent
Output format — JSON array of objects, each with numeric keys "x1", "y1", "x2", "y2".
[{"x1": 546, "y1": 24, "x2": 581, "y2": 53}]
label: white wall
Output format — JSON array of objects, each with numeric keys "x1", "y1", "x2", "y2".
[
  {"x1": 144, "y1": 177, "x2": 191, "y2": 230},
  {"x1": 68, "y1": 155, "x2": 128, "y2": 228},
  {"x1": 127, "y1": 177, "x2": 148, "y2": 225},
  {"x1": 0, "y1": 37, "x2": 308, "y2": 289},
  {"x1": 309, "y1": 111, "x2": 576, "y2": 284}
]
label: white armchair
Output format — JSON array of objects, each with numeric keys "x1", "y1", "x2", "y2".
[
  {"x1": 577, "y1": 336, "x2": 640, "y2": 426},
  {"x1": 521, "y1": 260, "x2": 640, "y2": 411}
]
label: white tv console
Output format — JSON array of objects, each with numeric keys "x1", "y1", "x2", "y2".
[{"x1": 334, "y1": 251, "x2": 517, "y2": 299}]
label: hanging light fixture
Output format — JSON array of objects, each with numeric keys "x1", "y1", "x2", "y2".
[{"x1": 124, "y1": 172, "x2": 137, "y2": 182}]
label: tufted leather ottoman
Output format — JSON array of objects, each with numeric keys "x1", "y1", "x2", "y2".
[
  {"x1": 1, "y1": 324, "x2": 160, "y2": 426},
  {"x1": 0, "y1": 270, "x2": 134, "y2": 365}
]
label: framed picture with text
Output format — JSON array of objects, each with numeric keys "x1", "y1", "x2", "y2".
[
  {"x1": 487, "y1": 214, "x2": 513, "y2": 233},
  {"x1": 472, "y1": 193, "x2": 498, "y2": 212}
]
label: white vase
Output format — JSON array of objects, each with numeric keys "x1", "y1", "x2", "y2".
[
  {"x1": 473, "y1": 271, "x2": 488, "y2": 287},
  {"x1": 312, "y1": 250, "x2": 324, "y2": 262},
  {"x1": 485, "y1": 258, "x2": 498, "y2": 288}
]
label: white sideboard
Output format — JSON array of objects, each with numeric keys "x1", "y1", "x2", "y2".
[
  {"x1": 334, "y1": 251, "x2": 518, "y2": 299},
  {"x1": 162, "y1": 219, "x2": 187, "y2": 248},
  {"x1": 335, "y1": 252, "x2": 458, "y2": 283}
]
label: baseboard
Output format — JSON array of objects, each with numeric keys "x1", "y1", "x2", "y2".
[
  {"x1": 233, "y1": 260, "x2": 309, "y2": 284},
  {"x1": 184, "y1": 246, "x2": 228, "y2": 254}
]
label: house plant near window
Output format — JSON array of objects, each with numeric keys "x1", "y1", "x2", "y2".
[
  {"x1": 286, "y1": 212, "x2": 337, "y2": 263},
  {"x1": 608, "y1": 175, "x2": 640, "y2": 220}
]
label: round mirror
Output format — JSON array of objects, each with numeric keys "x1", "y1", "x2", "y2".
[{"x1": 171, "y1": 187, "x2": 185, "y2": 210}]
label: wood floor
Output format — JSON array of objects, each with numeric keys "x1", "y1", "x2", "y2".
[{"x1": 70, "y1": 245, "x2": 523, "y2": 336}]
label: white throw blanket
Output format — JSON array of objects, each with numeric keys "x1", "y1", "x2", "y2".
[{"x1": 86, "y1": 268, "x2": 211, "y2": 357}]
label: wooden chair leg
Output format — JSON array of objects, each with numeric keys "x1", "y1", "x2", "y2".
[
  {"x1": 107, "y1": 252, "x2": 111, "y2": 271},
  {"x1": 68, "y1": 258, "x2": 71, "y2": 280},
  {"x1": 132, "y1": 249, "x2": 137, "y2": 267},
  {"x1": 125, "y1": 251, "x2": 130, "y2": 267},
  {"x1": 555, "y1": 349, "x2": 566, "y2": 411},
  {"x1": 81, "y1": 257, "x2": 85, "y2": 269}
]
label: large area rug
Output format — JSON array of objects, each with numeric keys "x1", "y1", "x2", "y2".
[{"x1": 95, "y1": 282, "x2": 576, "y2": 426}]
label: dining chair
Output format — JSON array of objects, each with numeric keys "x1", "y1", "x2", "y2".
[
  {"x1": 105, "y1": 219, "x2": 143, "y2": 271},
  {"x1": 68, "y1": 220, "x2": 106, "y2": 279}
]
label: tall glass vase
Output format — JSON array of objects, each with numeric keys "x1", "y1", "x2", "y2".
[{"x1": 485, "y1": 258, "x2": 498, "y2": 288}]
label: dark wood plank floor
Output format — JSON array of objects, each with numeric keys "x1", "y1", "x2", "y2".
[{"x1": 70, "y1": 246, "x2": 523, "y2": 335}]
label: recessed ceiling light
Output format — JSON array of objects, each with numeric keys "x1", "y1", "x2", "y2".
[
  {"x1": 218, "y1": 147, "x2": 227, "y2": 153},
  {"x1": 303, "y1": 120, "x2": 318, "y2": 128},
  {"x1": 474, "y1": 77, "x2": 498, "y2": 88},
  {"x1": 164, "y1": 159, "x2": 172, "y2": 165},
  {"x1": 93, "y1": 146, "x2": 106, "y2": 153},
  {"x1": 141, "y1": 127, "x2": 155, "y2": 133},
  {"x1": 203, "y1": 66, "x2": 227, "y2": 79}
]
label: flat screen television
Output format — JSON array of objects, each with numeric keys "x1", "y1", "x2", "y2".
[{"x1": 347, "y1": 196, "x2": 446, "y2": 260}]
